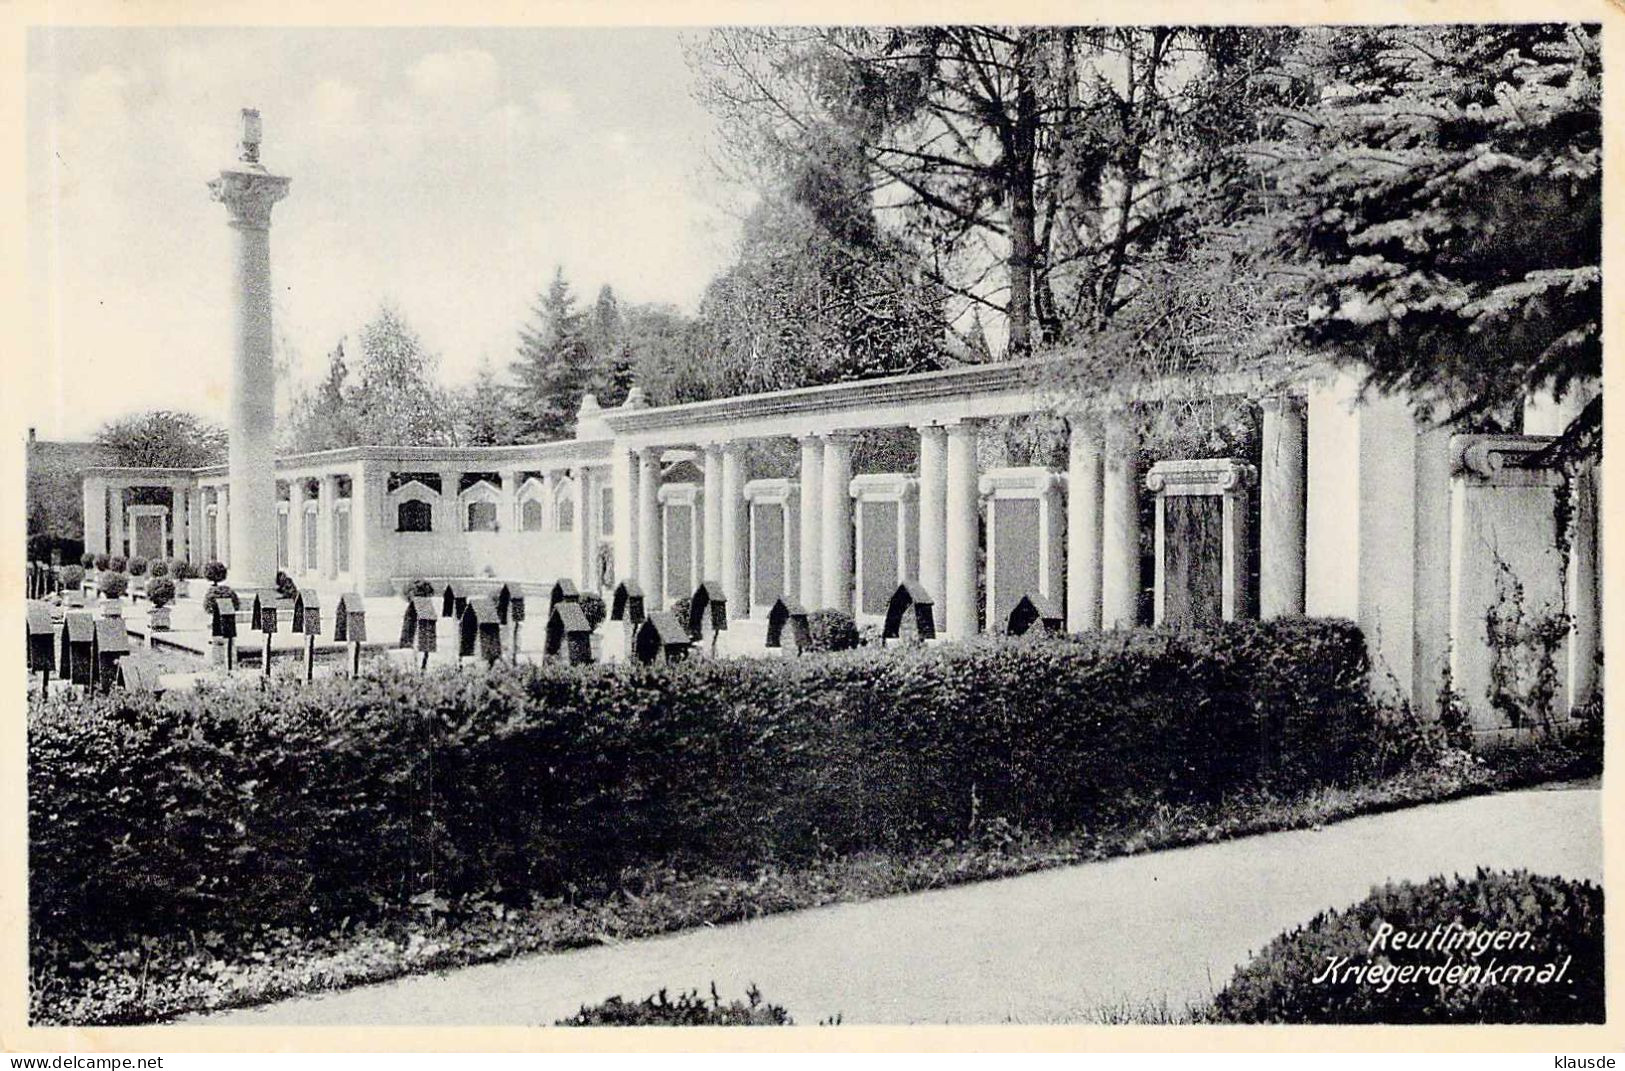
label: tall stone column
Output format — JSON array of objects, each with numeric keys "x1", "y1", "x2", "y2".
[
  {"x1": 637, "y1": 447, "x2": 663, "y2": 608},
  {"x1": 1569, "y1": 461, "x2": 1600, "y2": 707},
  {"x1": 702, "y1": 443, "x2": 724, "y2": 582},
  {"x1": 1066, "y1": 419, "x2": 1104, "y2": 632},
  {"x1": 82, "y1": 477, "x2": 107, "y2": 558},
  {"x1": 798, "y1": 436, "x2": 824, "y2": 608},
  {"x1": 1100, "y1": 413, "x2": 1141, "y2": 628},
  {"x1": 943, "y1": 420, "x2": 981, "y2": 639},
  {"x1": 186, "y1": 484, "x2": 203, "y2": 565},
  {"x1": 437, "y1": 470, "x2": 461, "y2": 534},
  {"x1": 819, "y1": 433, "x2": 856, "y2": 612},
  {"x1": 209, "y1": 108, "x2": 290, "y2": 591},
  {"x1": 1259, "y1": 395, "x2": 1307, "y2": 617},
  {"x1": 915, "y1": 424, "x2": 948, "y2": 629},
  {"x1": 720, "y1": 442, "x2": 749, "y2": 613}
]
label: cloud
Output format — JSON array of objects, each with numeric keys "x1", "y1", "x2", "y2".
[
  {"x1": 533, "y1": 86, "x2": 576, "y2": 119},
  {"x1": 309, "y1": 78, "x2": 363, "y2": 130},
  {"x1": 408, "y1": 48, "x2": 499, "y2": 108}
]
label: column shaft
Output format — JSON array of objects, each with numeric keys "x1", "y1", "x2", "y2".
[
  {"x1": 1066, "y1": 422, "x2": 1104, "y2": 632},
  {"x1": 916, "y1": 425, "x2": 948, "y2": 629},
  {"x1": 798, "y1": 437, "x2": 824, "y2": 607},
  {"x1": 703, "y1": 445, "x2": 724, "y2": 582},
  {"x1": 226, "y1": 220, "x2": 279, "y2": 589},
  {"x1": 82, "y1": 478, "x2": 107, "y2": 558},
  {"x1": 943, "y1": 421, "x2": 981, "y2": 639},
  {"x1": 611, "y1": 447, "x2": 636, "y2": 588},
  {"x1": 289, "y1": 478, "x2": 308, "y2": 575},
  {"x1": 1100, "y1": 415, "x2": 1141, "y2": 628},
  {"x1": 720, "y1": 443, "x2": 748, "y2": 613},
  {"x1": 819, "y1": 435, "x2": 855, "y2": 612},
  {"x1": 575, "y1": 468, "x2": 595, "y2": 589},
  {"x1": 637, "y1": 448, "x2": 663, "y2": 609},
  {"x1": 1259, "y1": 396, "x2": 1307, "y2": 617},
  {"x1": 110, "y1": 488, "x2": 125, "y2": 559}
]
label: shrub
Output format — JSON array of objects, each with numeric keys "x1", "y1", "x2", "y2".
[
  {"x1": 60, "y1": 565, "x2": 85, "y2": 591},
  {"x1": 403, "y1": 577, "x2": 437, "y2": 598},
  {"x1": 556, "y1": 985, "x2": 789, "y2": 1026},
  {"x1": 580, "y1": 592, "x2": 607, "y2": 631},
  {"x1": 146, "y1": 578, "x2": 177, "y2": 609},
  {"x1": 96, "y1": 571, "x2": 128, "y2": 599},
  {"x1": 128, "y1": 557, "x2": 148, "y2": 577},
  {"x1": 805, "y1": 609, "x2": 859, "y2": 652},
  {"x1": 80, "y1": 552, "x2": 95, "y2": 570},
  {"x1": 147, "y1": 559, "x2": 169, "y2": 579},
  {"x1": 93, "y1": 554, "x2": 110, "y2": 572},
  {"x1": 1210, "y1": 870, "x2": 1604, "y2": 1024},
  {"x1": 203, "y1": 561, "x2": 227, "y2": 583},
  {"x1": 669, "y1": 596, "x2": 694, "y2": 636},
  {"x1": 275, "y1": 571, "x2": 299, "y2": 600},
  {"x1": 202, "y1": 584, "x2": 237, "y2": 618},
  {"x1": 108, "y1": 556, "x2": 127, "y2": 573},
  {"x1": 28, "y1": 618, "x2": 1374, "y2": 950},
  {"x1": 173, "y1": 559, "x2": 199, "y2": 582}
]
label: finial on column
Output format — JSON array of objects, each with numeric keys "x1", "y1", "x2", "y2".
[{"x1": 239, "y1": 107, "x2": 262, "y2": 165}]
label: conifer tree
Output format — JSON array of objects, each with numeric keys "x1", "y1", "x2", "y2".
[{"x1": 511, "y1": 268, "x2": 596, "y2": 441}]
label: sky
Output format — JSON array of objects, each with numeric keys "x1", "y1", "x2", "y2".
[{"x1": 24, "y1": 26, "x2": 750, "y2": 440}]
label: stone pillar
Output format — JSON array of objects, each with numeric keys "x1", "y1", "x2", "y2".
[
  {"x1": 288, "y1": 478, "x2": 308, "y2": 576},
  {"x1": 217, "y1": 485, "x2": 230, "y2": 568},
  {"x1": 703, "y1": 444, "x2": 724, "y2": 583},
  {"x1": 1100, "y1": 414, "x2": 1141, "y2": 628},
  {"x1": 1259, "y1": 395, "x2": 1307, "y2": 617},
  {"x1": 186, "y1": 485, "x2": 203, "y2": 565},
  {"x1": 637, "y1": 447, "x2": 663, "y2": 608},
  {"x1": 170, "y1": 485, "x2": 189, "y2": 562},
  {"x1": 109, "y1": 487, "x2": 126, "y2": 559},
  {"x1": 575, "y1": 467, "x2": 595, "y2": 589},
  {"x1": 350, "y1": 464, "x2": 390, "y2": 596},
  {"x1": 318, "y1": 475, "x2": 339, "y2": 579},
  {"x1": 798, "y1": 436, "x2": 824, "y2": 607},
  {"x1": 819, "y1": 433, "x2": 856, "y2": 613},
  {"x1": 611, "y1": 447, "x2": 636, "y2": 588},
  {"x1": 915, "y1": 424, "x2": 948, "y2": 629},
  {"x1": 1568, "y1": 462, "x2": 1600, "y2": 708},
  {"x1": 82, "y1": 477, "x2": 107, "y2": 558},
  {"x1": 720, "y1": 442, "x2": 749, "y2": 614},
  {"x1": 209, "y1": 108, "x2": 290, "y2": 591},
  {"x1": 944, "y1": 420, "x2": 981, "y2": 640},
  {"x1": 1065, "y1": 420, "x2": 1104, "y2": 632},
  {"x1": 436, "y1": 470, "x2": 460, "y2": 534}
]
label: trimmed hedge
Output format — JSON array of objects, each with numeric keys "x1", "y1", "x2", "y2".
[
  {"x1": 30, "y1": 618, "x2": 1373, "y2": 948},
  {"x1": 1211, "y1": 869, "x2": 1604, "y2": 1023},
  {"x1": 203, "y1": 561, "x2": 227, "y2": 583},
  {"x1": 96, "y1": 571, "x2": 127, "y2": 599}
]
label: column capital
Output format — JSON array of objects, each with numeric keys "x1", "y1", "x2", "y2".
[
  {"x1": 208, "y1": 168, "x2": 290, "y2": 230},
  {"x1": 1259, "y1": 392, "x2": 1307, "y2": 416}
]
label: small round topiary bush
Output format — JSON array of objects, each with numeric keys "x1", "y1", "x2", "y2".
[
  {"x1": 108, "y1": 555, "x2": 127, "y2": 573},
  {"x1": 97, "y1": 571, "x2": 129, "y2": 599},
  {"x1": 93, "y1": 554, "x2": 110, "y2": 571},
  {"x1": 402, "y1": 577, "x2": 437, "y2": 598},
  {"x1": 805, "y1": 609, "x2": 860, "y2": 652},
  {"x1": 128, "y1": 556, "x2": 148, "y2": 577},
  {"x1": 60, "y1": 565, "x2": 84, "y2": 591},
  {"x1": 146, "y1": 577, "x2": 177, "y2": 608},
  {"x1": 275, "y1": 570, "x2": 299, "y2": 599},
  {"x1": 148, "y1": 558, "x2": 169, "y2": 579},
  {"x1": 202, "y1": 583, "x2": 237, "y2": 618},
  {"x1": 580, "y1": 592, "x2": 607, "y2": 631},
  {"x1": 203, "y1": 560, "x2": 227, "y2": 583},
  {"x1": 1209, "y1": 869, "x2": 1604, "y2": 1024},
  {"x1": 174, "y1": 559, "x2": 199, "y2": 581},
  {"x1": 79, "y1": 552, "x2": 95, "y2": 570}
]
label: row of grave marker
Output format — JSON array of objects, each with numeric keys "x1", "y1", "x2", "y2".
[{"x1": 25, "y1": 599, "x2": 157, "y2": 693}]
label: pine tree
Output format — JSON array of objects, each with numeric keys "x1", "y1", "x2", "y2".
[
  {"x1": 453, "y1": 360, "x2": 521, "y2": 446},
  {"x1": 511, "y1": 268, "x2": 596, "y2": 441},
  {"x1": 1254, "y1": 24, "x2": 1600, "y2": 454}
]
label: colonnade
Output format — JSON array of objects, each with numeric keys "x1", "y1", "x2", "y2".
[{"x1": 606, "y1": 396, "x2": 1310, "y2": 638}]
